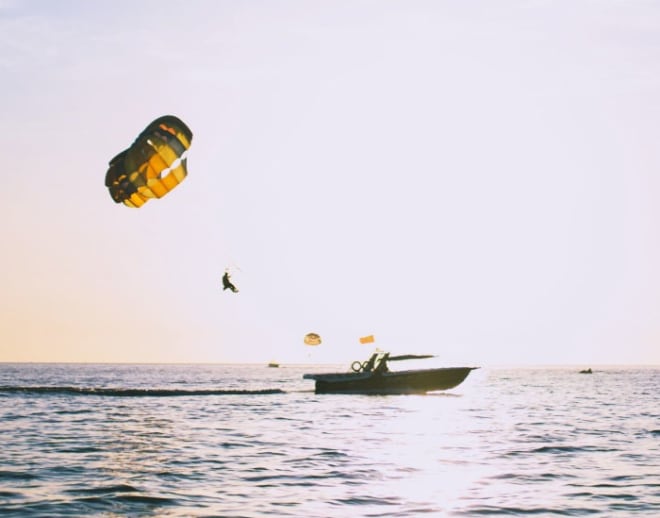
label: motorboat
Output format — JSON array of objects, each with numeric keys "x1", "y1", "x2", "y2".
[{"x1": 303, "y1": 352, "x2": 478, "y2": 394}]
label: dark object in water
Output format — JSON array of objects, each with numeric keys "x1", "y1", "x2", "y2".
[
  {"x1": 579, "y1": 368, "x2": 593, "y2": 374},
  {"x1": 303, "y1": 352, "x2": 478, "y2": 395},
  {"x1": 267, "y1": 362, "x2": 280, "y2": 368}
]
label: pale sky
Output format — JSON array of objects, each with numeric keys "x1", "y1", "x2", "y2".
[{"x1": 1, "y1": 0, "x2": 659, "y2": 365}]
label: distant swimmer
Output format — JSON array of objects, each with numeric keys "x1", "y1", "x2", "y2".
[{"x1": 222, "y1": 270, "x2": 239, "y2": 293}]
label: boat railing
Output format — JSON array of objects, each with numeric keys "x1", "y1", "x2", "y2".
[{"x1": 350, "y1": 352, "x2": 389, "y2": 373}]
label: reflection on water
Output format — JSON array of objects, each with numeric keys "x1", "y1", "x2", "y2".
[{"x1": 0, "y1": 364, "x2": 658, "y2": 516}]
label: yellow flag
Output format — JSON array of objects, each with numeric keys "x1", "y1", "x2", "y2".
[{"x1": 359, "y1": 335, "x2": 375, "y2": 344}]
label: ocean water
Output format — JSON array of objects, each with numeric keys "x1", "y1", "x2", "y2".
[{"x1": 1, "y1": 363, "x2": 658, "y2": 517}]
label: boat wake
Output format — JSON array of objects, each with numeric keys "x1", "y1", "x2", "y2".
[{"x1": 0, "y1": 386, "x2": 284, "y2": 397}]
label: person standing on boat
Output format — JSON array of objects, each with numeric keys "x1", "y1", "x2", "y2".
[{"x1": 374, "y1": 353, "x2": 390, "y2": 373}]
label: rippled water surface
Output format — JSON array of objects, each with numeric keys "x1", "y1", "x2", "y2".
[{"x1": 1, "y1": 363, "x2": 659, "y2": 516}]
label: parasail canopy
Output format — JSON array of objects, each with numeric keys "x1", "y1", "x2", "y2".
[
  {"x1": 304, "y1": 333, "x2": 322, "y2": 346},
  {"x1": 105, "y1": 115, "x2": 193, "y2": 208}
]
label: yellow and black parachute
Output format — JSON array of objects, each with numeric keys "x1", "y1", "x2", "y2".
[
  {"x1": 304, "y1": 333, "x2": 322, "y2": 346},
  {"x1": 105, "y1": 115, "x2": 193, "y2": 208}
]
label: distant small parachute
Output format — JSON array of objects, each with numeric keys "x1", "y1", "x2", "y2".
[
  {"x1": 105, "y1": 115, "x2": 193, "y2": 208},
  {"x1": 304, "y1": 333, "x2": 322, "y2": 346}
]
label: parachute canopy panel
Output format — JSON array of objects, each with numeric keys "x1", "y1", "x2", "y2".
[
  {"x1": 304, "y1": 333, "x2": 322, "y2": 346},
  {"x1": 105, "y1": 115, "x2": 193, "y2": 208}
]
